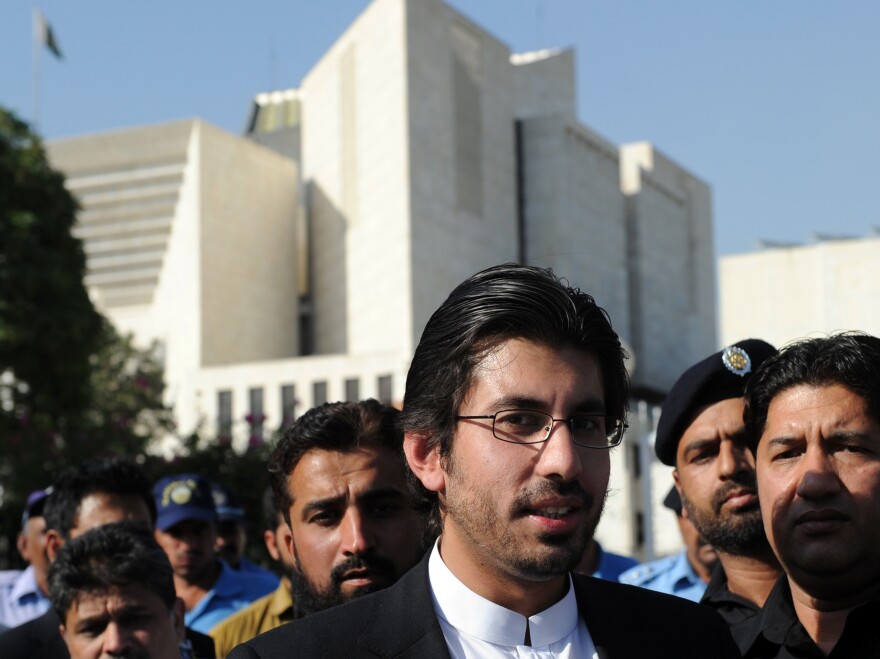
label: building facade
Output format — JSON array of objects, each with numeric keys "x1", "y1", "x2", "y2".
[
  {"x1": 47, "y1": 0, "x2": 715, "y2": 561},
  {"x1": 721, "y1": 234, "x2": 880, "y2": 348}
]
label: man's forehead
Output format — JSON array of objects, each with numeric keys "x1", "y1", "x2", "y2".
[
  {"x1": 464, "y1": 339, "x2": 604, "y2": 406},
  {"x1": 680, "y1": 398, "x2": 745, "y2": 438},
  {"x1": 72, "y1": 492, "x2": 152, "y2": 536},
  {"x1": 70, "y1": 583, "x2": 159, "y2": 618},
  {"x1": 289, "y1": 445, "x2": 405, "y2": 504}
]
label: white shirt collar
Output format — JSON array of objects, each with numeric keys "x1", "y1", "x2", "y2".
[{"x1": 428, "y1": 539, "x2": 580, "y2": 648}]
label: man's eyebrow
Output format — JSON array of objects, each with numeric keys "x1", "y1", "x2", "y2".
[
  {"x1": 681, "y1": 437, "x2": 720, "y2": 455},
  {"x1": 489, "y1": 395, "x2": 606, "y2": 414},
  {"x1": 764, "y1": 436, "x2": 800, "y2": 449},
  {"x1": 73, "y1": 613, "x2": 109, "y2": 632}
]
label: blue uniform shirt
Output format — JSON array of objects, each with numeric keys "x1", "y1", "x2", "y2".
[
  {"x1": 618, "y1": 550, "x2": 707, "y2": 602},
  {"x1": 185, "y1": 560, "x2": 278, "y2": 634},
  {"x1": 0, "y1": 566, "x2": 51, "y2": 628},
  {"x1": 592, "y1": 543, "x2": 639, "y2": 582}
]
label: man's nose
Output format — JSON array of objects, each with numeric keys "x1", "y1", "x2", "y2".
[
  {"x1": 536, "y1": 420, "x2": 584, "y2": 481},
  {"x1": 796, "y1": 447, "x2": 842, "y2": 500},
  {"x1": 718, "y1": 441, "x2": 753, "y2": 480},
  {"x1": 340, "y1": 509, "x2": 373, "y2": 556},
  {"x1": 101, "y1": 622, "x2": 131, "y2": 654}
]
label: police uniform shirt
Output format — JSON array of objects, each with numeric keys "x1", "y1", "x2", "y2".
[
  {"x1": 591, "y1": 543, "x2": 638, "y2": 582},
  {"x1": 0, "y1": 566, "x2": 51, "y2": 628},
  {"x1": 619, "y1": 550, "x2": 706, "y2": 603},
  {"x1": 428, "y1": 541, "x2": 598, "y2": 658},
  {"x1": 701, "y1": 563, "x2": 762, "y2": 628},
  {"x1": 733, "y1": 575, "x2": 880, "y2": 659}
]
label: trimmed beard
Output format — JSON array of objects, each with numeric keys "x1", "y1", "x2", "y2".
[
  {"x1": 290, "y1": 551, "x2": 398, "y2": 619},
  {"x1": 442, "y1": 449, "x2": 604, "y2": 581},
  {"x1": 680, "y1": 483, "x2": 767, "y2": 556}
]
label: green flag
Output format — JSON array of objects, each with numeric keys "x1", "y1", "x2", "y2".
[{"x1": 35, "y1": 9, "x2": 63, "y2": 60}]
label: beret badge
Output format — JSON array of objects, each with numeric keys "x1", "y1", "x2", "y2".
[{"x1": 721, "y1": 345, "x2": 751, "y2": 376}]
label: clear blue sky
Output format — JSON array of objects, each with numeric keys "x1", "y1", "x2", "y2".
[{"x1": 2, "y1": 1, "x2": 878, "y2": 257}]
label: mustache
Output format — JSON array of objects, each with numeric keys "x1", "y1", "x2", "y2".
[
  {"x1": 329, "y1": 553, "x2": 397, "y2": 586},
  {"x1": 512, "y1": 479, "x2": 594, "y2": 512},
  {"x1": 710, "y1": 476, "x2": 758, "y2": 515}
]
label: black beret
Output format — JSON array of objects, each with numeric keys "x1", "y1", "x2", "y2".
[{"x1": 655, "y1": 339, "x2": 776, "y2": 466}]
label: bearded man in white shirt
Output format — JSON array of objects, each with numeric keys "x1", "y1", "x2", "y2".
[{"x1": 230, "y1": 263, "x2": 739, "y2": 659}]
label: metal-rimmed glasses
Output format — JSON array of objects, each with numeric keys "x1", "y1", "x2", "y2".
[{"x1": 455, "y1": 409, "x2": 626, "y2": 448}]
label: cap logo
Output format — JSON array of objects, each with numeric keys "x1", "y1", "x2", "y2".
[
  {"x1": 161, "y1": 479, "x2": 198, "y2": 507},
  {"x1": 722, "y1": 345, "x2": 751, "y2": 376}
]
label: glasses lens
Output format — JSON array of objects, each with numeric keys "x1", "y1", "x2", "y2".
[
  {"x1": 569, "y1": 415, "x2": 605, "y2": 447},
  {"x1": 493, "y1": 410, "x2": 552, "y2": 443}
]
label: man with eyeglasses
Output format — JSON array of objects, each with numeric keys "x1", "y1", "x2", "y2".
[{"x1": 230, "y1": 263, "x2": 738, "y2": 658}]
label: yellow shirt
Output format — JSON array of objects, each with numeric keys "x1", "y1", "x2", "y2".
[{"x1": 209, "y1": 578, "x2": 293, "y2": 658}]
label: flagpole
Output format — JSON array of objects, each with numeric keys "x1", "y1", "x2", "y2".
[{"x1": 33, "y1": 7, "x2": 42, "y2": 130}]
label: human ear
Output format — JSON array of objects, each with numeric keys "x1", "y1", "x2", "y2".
[
  {"x1": 16, "y1": 532, "x2": 30, "y2": 562},
  {"x1": 264, "y1": 529, "x2": 281, "y2": 562},
  {"x1": 404, "y1": 432, "x2": 446, "y2": 494},
  {"x1": 672, "y1": 472, "x2": 689, "y2": 519},
  {"x1": 45, "y1": 529, "x2": 64, "y2": 563}
]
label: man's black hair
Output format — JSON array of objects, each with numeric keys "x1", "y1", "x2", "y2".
[
  {"x1": 268, "y1": 399, "x2": 405, "y2": 526},
  {"x1": 400, "y1": 263, "x2": 629, "y2": 535},
  {"x1": 744, "y1": 332, "x2": 880, "y2": 448},
  {"x1": 48, "y1": 521, "x2": 176, "y2": 622},
  {"x1": 44, "y1": 456, "x2": 156, "y2": 539}
]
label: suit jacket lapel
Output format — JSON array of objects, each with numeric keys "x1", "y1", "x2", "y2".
[
  {"x1": 358, "y1": 553, "x2": 451, "y2": 659},
  {"x1": 573, "y1": 574, "x2": 620, "y2": 659}
]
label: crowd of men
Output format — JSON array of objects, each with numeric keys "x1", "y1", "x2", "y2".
[{"x1": 1, "y1": 263, "x2": 878, "y2": 658}]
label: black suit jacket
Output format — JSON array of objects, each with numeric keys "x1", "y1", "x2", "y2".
[{"x1": 229, "y1": 554, "x2": 740, "y2": 658}]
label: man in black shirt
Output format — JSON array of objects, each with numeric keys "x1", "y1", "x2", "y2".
[{"x1": 736, "y1": 333, "x2": 880, "y2": 658}]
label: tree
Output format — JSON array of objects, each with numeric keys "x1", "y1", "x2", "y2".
[
  {"x1": 0, "y1": 108, "x2": 174, "y2": 566},
  {"x1": 0, "y1": 108, "x2": 102, "y2": 428}
]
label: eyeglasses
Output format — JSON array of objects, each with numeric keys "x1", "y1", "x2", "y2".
[{"x1": 455, "y1": 409, "x2": 626, "y2": 449}]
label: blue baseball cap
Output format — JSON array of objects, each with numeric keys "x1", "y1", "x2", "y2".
[
  {"x1": 210, "y1": 482, "x2": 246, "y2": 523},
  {"x1": 21, "y1": 488, "x2": 50, "y2": 528},
  {"x1": 153, "y1": 474, "x2": 216, "y2": 531}
]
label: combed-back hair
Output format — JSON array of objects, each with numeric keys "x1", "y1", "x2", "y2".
[
  {"x1": 744, "y1": 332, "x2": 880, "y2": 449},
  {"x1": 48, "y1": 521, "x2": 176, "y2": 622},
  {"x1": 400, "y1": 263, "x2": 629, "y2": 534},
  {"x1": 268, "y1": 399, "x2": 404, "y2": 526},
  {"x1": 44, "y1": 456, "x2": 156, "y2": 540}
]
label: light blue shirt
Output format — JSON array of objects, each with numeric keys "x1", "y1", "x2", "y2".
[
  {"x1": 184, "y1": 561, "x2": 278, "y2": 634},
  {"x1": 618, "y1": 550, "x2": 707, "y2": 602},
  {"x1": 0, "y1": 566, "x2": 51, "y2": 628}
]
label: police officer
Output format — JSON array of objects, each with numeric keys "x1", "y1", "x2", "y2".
[{"x1": 654, "y1": 339, "x2": 782, "y2": 631}]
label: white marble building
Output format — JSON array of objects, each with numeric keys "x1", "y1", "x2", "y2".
[
  {"x1": 721, "y1": 234, "x2": 880, "y2": 349},
  {"x1": 47, "y1": 0, "x2": 717, "y2": 561}
]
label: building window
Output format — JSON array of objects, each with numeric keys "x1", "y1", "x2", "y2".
[
  {"x1": 280, "y1": 384, "x2": 297, "y2": 429},
  {"x1": 248, "y1": 387, "x2": 265, "y2": 441},
  {"x1": 344, "y1": 378, "x2": 360, "y2": 402},
  {"x1": 217, "y1": 390, "x2": 233, "y2": 441},
  {"x1": 313, "y1": 381, "x2": 328, "y2": 407},
  {"x1": 377, "y1": 375, "x2": 393, "y2": 405},
  {"x1": 299, "y1": 313, "x2": 314, "y2": 356}
]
